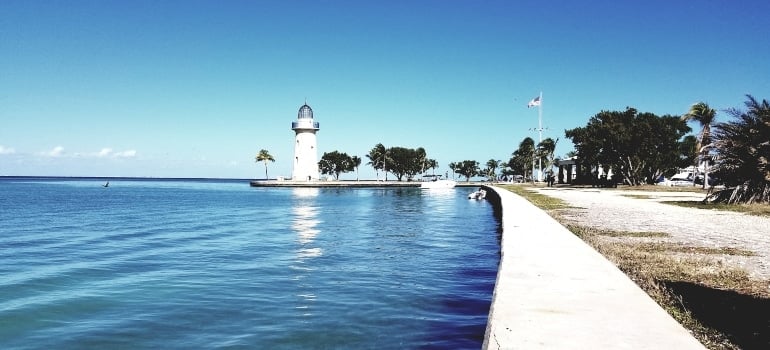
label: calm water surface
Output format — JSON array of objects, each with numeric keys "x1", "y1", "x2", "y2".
[{"x1": 0, "y1": 178, "x2": 500, "y2": 349}]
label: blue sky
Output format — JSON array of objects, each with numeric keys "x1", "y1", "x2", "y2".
[{"x1": 2, "y1": 0, "x2": 769, "y2": 179}]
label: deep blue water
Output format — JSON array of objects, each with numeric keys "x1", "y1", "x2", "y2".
[{"x1": 0, "y1": 178, "x2": 500, "y2": 349}]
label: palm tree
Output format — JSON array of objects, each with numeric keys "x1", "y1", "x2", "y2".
[
  {"x1": 366, "y1": 143, "x2": 386, "y2": 180},
  {"x1": 485, "y1": 159, "x2": 502, "y2": 182},
  {"x1": 426, "y1": 159, "x2": 438, "y2": 176},
  {"x1": 682, "y1": 102, "x2": 717, "y2": 188},
  {"x1": 351, "y1": 155, "x2": 362, "y2": 181},
  {"x1": 512, "y1": 137, "x2": 536, "y2": 182},
  {"x1": 255, "y1": 149, "x2": 275, "y2": 179},
  {"x1": 708, "y1": 95, "x2": 770, "y2": 204},
  {"x1": 416, "y1": 147, "x2": 427, "y2": 174},
  {"x1": 536, "y1": 138, "x2": 558, "y2": 182},
  {"x1": 448, "y1": 162, "x2": 457, "y2": 180}
]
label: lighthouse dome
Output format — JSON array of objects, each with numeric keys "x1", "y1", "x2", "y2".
[{"x1": 298, "y1": 104, "x2": 313, "y2": 119}]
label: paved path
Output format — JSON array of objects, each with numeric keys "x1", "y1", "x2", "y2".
[
  {"x1": 483, "y1": 186, "x2": 705, "y2": 349},
  {"x1": 531, "y1": 187, "x2": 770, "y2": 282}
]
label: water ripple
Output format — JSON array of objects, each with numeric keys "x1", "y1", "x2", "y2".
[{"x1": 0, "y1": 179, "x2": 498, "y2": 349}]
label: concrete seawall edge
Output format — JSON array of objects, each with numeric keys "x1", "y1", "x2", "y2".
[{"x1": 480, "y1": 185, "x2": 705, "y2": 349}]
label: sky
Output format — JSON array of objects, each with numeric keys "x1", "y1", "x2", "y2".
[{"x1": 2, "y1": 0, "x2": 769, "y2": 179}]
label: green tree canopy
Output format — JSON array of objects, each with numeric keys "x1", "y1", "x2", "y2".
[
  {"x1": 508, "y1": 137, "x2": 535, "y2": 181},
  {"x1": 448, "y1": 162, "x2": 458, "y2": 180},
  {"x1": 683, "y1": 102, "x2": 718, "y2": 188},
  {"x1": 426, "y1": 159, "x2": 438, "y2": 176},
  {"x1": 537, "y1": 137, "x2": 559, "y2": 177},
  {"x1": 678, "y1": 135, "x2": 698, "y2": 171},
  {"x1": 683, "y1": 102, "x2": 717, "y2": 152},
  {"x1": 318, "y1": 151, "x2": 355, "y2": 180},
  {"x1": 708, "y1": 95, "x2": 770, "y2": 204},
  {"x1": 565, "y1": 108, "x2": 691, "y2": 185},
  {"x1": 386, "y1": 146, "x2": 427, "y2": 181},
  {"x1": 255, "y1": 149, "x2": 275, "y2": 179},
  {"x1": 454, "y1": 160, "x2": 480, "y2": 182},
  {"x1": 484, "y1": 159, "x2": 502, "y2": 181},
  {"x1": 351, "y1": 155, "x2": 362, "y2": 181},
  {"x1": 366, "y1": 143, "x2": 387, "y2": 180}
]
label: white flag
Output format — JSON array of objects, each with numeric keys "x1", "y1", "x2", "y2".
[{"x1": 527, "y1": 96, "x2": 541, "y2": 108}]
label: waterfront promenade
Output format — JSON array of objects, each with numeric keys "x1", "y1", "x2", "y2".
[{"x1": 482, "y1": 185, "x2": 705, "y2": 349}]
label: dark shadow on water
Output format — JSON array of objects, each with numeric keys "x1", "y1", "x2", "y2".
[{"x1": 664, "y1": 281, "x2": 770, "y2": 350}]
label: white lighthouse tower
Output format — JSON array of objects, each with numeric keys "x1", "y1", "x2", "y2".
[{"x1": 291, "y1": 103, "x2": 320, "y2": 181}]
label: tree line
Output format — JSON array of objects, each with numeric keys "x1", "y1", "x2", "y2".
[
  {"x1": 562, "y1": 95, "x2": 769, "y2": 204},
  {"x1": 255, "y1": 95, "x2": 769, "y2": 204},
  {"x1": 253, "y1": 144, "x2": 522, "y2": 183}
]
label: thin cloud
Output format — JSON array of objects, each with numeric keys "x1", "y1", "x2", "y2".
[
  {"x1": 0, "y1": 145, "x2": 16, "y2": 155},
  {"x1": 97, "y1": 148, "x2": 113, "y2": 157},
  {"x1": 35, "y1": 146, "x2": 136, "y2": 159},
  {"x1": 43, "y1": 146, "x2": 65, "y2": 157},
  {"x1": 113, "y1": 150, "x2": 137, "y2": 158},
  {"x1": 93, "y1": 148, "x2": 136, "y2": 158}
]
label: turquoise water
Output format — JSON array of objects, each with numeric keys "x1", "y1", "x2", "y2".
[{"x1": 0, "y1": 178, "x2": 500, "y2": 349}]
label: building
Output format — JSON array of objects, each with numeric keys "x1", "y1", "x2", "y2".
[{"x1": 291, "y1": 104, "x2": 320, "y2": 181}]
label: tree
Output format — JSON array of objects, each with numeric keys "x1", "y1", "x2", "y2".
[
  {"x1": 415, "y1": 147, "x2": 427, "y2": 175},
  {"x1": 255, "y1": 149, "x2": 275, "y2": 179},
  {"x1": 448, "y1": 162, "x2": 457, "y2": 180},
  {"x1": 565, "y1": 108, "x2": 691, "y2": 186},
  {"x1": 484, "y1": 159, "x2": 502, "y2": 181},
  {"x1": 386, "y1": 146, "x2": 427, "y2": 181},
  {"x1": 455, "y1": 160, "x2": 479, "y2": 182},
  {"x1": 508, "y1": 137, "x2": 535, "y2": 181},
  {"x1": 682, "y1": 102, "x2": 717, "y2": 188},
  {"x1": 677, "y1": 135, "x2": 698, "y2": 171},
  {"x1": 426, "y1": 159, "x2": 438, "y2": 176},
  {"x1": 366, "y1": 143, "x2": 386, "y2": 180},
  {"x1": 536, "y1": 138, "x2": 559, "y2": 179},
  {"x1": 318, "y1": 151, "x2": 355, "y2": 180},
  {"x1": 351, "y1": 155, "x2": 362, "y2": 181},
  {"x1": 708, "y1": 95, "x2": 770, "y2": 204}
]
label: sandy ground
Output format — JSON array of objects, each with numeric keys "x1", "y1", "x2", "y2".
[{"x1": 530, "y1": 187, "x2": 770, "y2": 283}]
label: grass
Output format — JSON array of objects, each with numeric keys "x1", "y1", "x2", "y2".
[
  {"x1": 614, "y1": 184, "x2": 710, "y2": 193},
  {"x1": 667, "y1": 201, "x2": 770, "y2": 217},
  {"x1": 503, "y1": 185, "x2": 769, "y2": 349},
  {"x1": 498, "y1": 184, "x2": 572, "y2": 211},
  {"x1": 621, "y1": 194, "x2": 655, "y2": 199},
  {"x1": 592, "y1": 228, "x2": 669, "y2": 238},
  {"x1": 570, "y1": 224, "x2": 763, "y2": 349}
]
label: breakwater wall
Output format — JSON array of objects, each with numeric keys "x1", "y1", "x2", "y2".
[{"x1": 480, "y1": 185, "x2": 704, "y2": 349}]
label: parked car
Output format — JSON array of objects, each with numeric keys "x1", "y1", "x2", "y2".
[{"x1": 657, "y1": 171, "x2": 694, "y2": 186}]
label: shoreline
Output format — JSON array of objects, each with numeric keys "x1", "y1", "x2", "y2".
[{"x1": 249, "y1": 179, "x2": 483, "y2": 188}]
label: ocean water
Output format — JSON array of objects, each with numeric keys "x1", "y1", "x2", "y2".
[{"x1": 0, "y1": 178, "x2": 500, "y2": 349}]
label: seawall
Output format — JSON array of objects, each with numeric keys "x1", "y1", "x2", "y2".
[{"x1": 481, "y1": 185, "x2": 705, "y2": 349}]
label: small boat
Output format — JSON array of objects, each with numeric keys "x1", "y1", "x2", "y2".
[
  {"x1": 468, "y1": 188, "x2": 486, "y2": 200},
  {"x1": 420, "y1": 175, "x2": 457, "y2": 189}
]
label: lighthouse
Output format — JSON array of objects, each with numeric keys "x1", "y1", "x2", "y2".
[{"x1": 291, "y1": 103, "x2": 320, "y2": 181}]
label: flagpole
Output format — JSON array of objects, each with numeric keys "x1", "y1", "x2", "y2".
[{"x1": 538, "y1": 91, "x2": 543, "y2": 182}]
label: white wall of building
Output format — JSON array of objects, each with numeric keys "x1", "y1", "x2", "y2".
[{"x1": 292, "y1": 128, "x2": 319, "y2": 181}]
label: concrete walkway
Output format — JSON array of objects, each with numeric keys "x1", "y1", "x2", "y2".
[{"x1": 482, "y1": 186, "x2": 705, "y2": 349}]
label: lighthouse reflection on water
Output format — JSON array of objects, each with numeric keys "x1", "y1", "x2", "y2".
[{"x1": 290, "y1": 187, "x2": 321, "y2": 316}]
